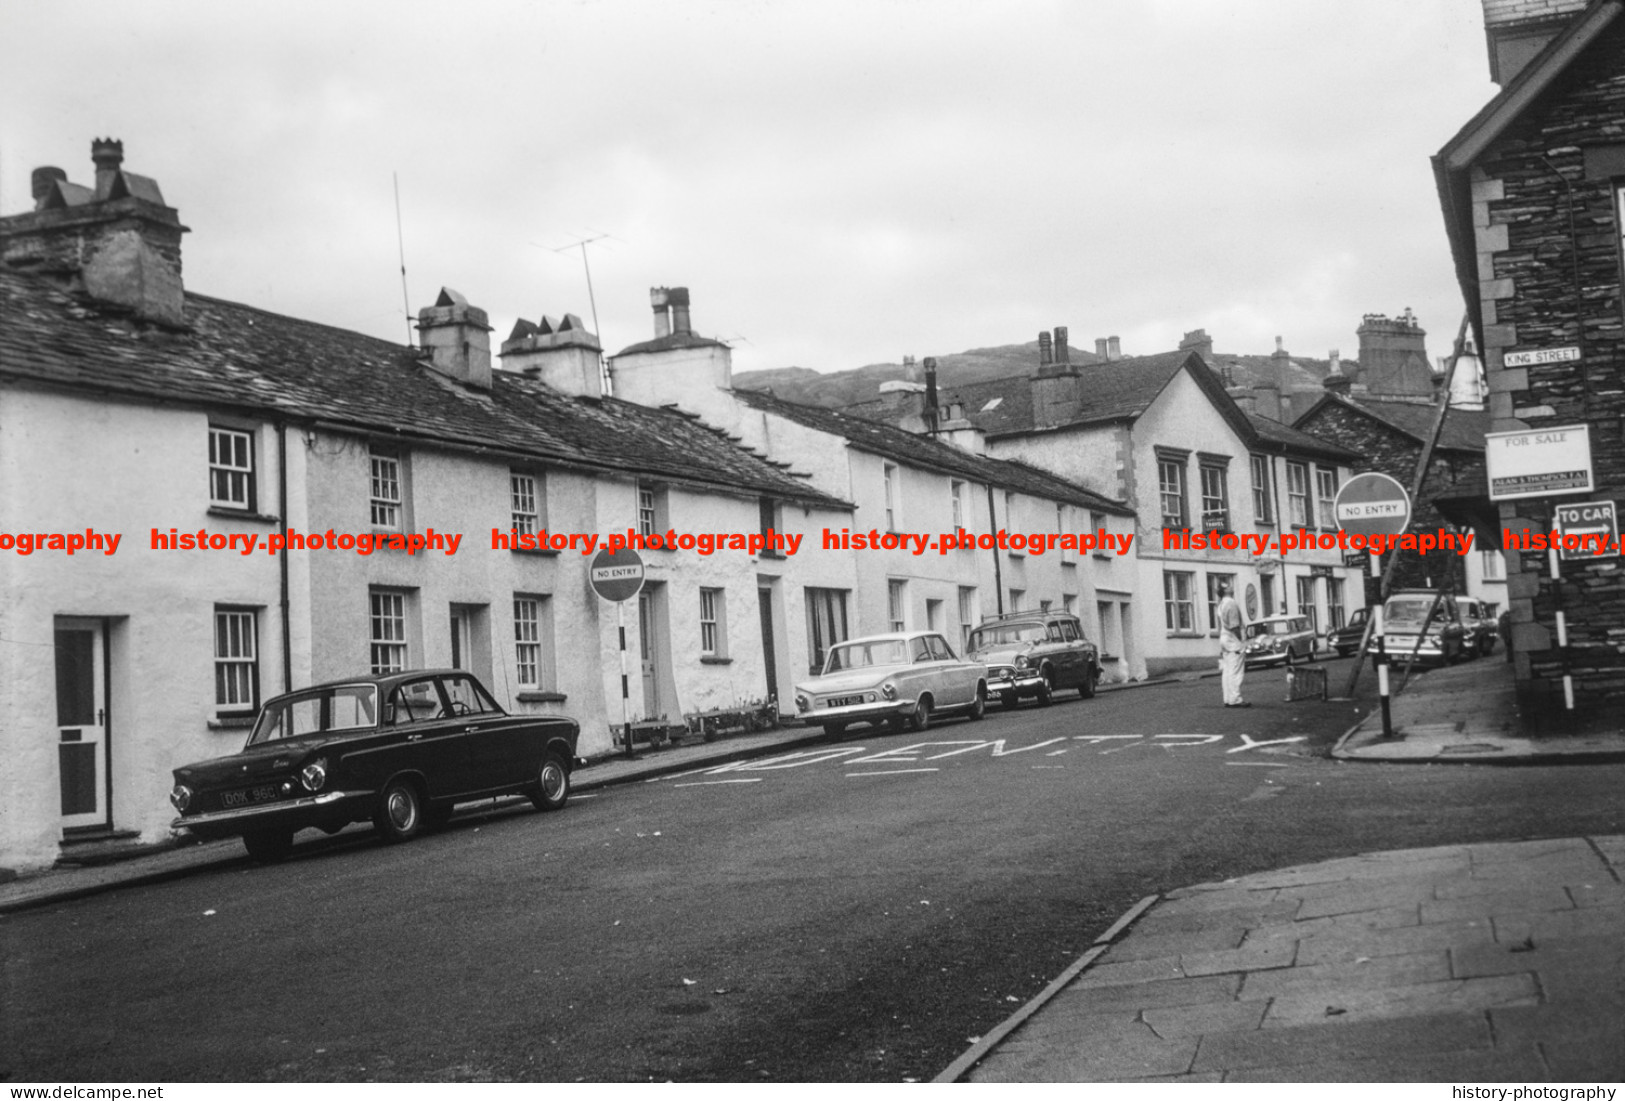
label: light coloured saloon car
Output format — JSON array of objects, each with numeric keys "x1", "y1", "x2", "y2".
[{"x1": 794, "y1": 631, "x2": 989, "y2": 737}]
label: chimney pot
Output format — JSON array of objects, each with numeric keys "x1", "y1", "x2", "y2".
[
  {"x1": 30, "y1": 166, "x2": 66, "y2": 210},
  {"x1": 91, "y1": 138, "x2": 124, "y2": 200},
  {"x1": 670, "y1": 286, "x2": 691, "y2": 335},
  {"x1": 924, "y1": 356, "x2": 939, "y2": 434},
  {"x1": 1054, "y1": 326, "x2": 1069, "y2": 364},
  {"x1": 1095, "y1": 338, "x2": 1109, "y2": 359},
  {"x1": 650, "y1": 287, "x2": 672, "y2": 338}
]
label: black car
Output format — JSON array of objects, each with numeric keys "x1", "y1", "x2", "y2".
[
  {"x1": 170, "y1": 670, "x2": 582, "y2": 860},
  {"x1": 965, "y1": 611, "x2": 1100, "y2": 707},
  {"x1": 1325, "y1": 607, "x2": 1371, "y2": 657}
]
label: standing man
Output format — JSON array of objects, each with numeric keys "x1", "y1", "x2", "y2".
[{"x1": 1217, "y1": 580, "x2": 1249, "y2": 708}]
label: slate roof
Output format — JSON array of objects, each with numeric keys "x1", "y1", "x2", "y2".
[
  {"x1": 1244, "y1": 412, "x2": 1362, "y2": 463},
  {"x1": 733, "y1": 387, "x2": 1133, "y2": 516},
  {"x1": 1294, "y1": 394, "x2": 1488, "y2": 453},
  {"x1": 0, "y1": 266, "x2": 849, "y2": 510},
  {"x1": 936, "y1": 350, "x2": 1197, "y2": 437}
]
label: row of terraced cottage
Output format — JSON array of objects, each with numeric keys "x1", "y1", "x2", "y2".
[{"x1": 3, "y1": 141, "x2": 1448, "y2": 871}]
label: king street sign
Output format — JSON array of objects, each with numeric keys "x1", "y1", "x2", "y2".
[
  {"x1": 1334, "y1": 472, "x2": 1412, "y2": 539},
  {"x1": 589, "y1": 547, "x2": 646, "y2": 602}
]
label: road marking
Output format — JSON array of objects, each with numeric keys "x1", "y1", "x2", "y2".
[
  {"x1": 1226, "y1": 734, "x2": 1307, "y2": 754},
  {"x1": 672, "y1": 778, "x2": 764, "y2": 787},
  {"x1": 1030, "y1": 765, "x2": 1066, "y2": 769},
  {"x1": 647, "y1": 765, "x2": 721, "y2": 782},
  {"x1": 708, "y1": 747, "x2": 871, "y2": 772},
  {"x1": 1072, "y1": 735, "x2": 1140, "y2": 743},
  {"x1": 925, "y1": 737, "x2": 1068, "y2": 760},
  {"x1": 845, "y1": 768, "x2": 940, "y2": 777},
  {"x1": 1045, "y1": 749, "x2": 1068, "y2": 756},
  {"x1": 1224, "y1": 761, "x2": 1291, "y2": 768},
  {"x1": 1154, "y1": 734, "x2": 1224, "y2": 746}
]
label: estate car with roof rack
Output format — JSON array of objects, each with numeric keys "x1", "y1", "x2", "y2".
[{"x1": 169, "y1": 670, "x2": 583, "y2": 861}]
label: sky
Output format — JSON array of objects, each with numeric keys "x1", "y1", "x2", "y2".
[{"x1": 1, "y1": 0, "x2": 1500, "y2": 377}]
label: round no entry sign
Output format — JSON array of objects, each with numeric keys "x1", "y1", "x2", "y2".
[
  {"x1": 1334, "y1": 472, "x2": 1412, "y2": 538},
  {"x1": 589, "y1": 547, "x2": 646, "y2": 602}
]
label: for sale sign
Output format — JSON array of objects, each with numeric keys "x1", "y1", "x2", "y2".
[{"x1": 1485, "y1": 425, "x2": 1594, "y2": 500}]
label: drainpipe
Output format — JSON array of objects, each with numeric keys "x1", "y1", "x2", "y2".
[
  {"x1": 986, "y1": 482, "x2": 1003, "y2": 614},
  {"x1": 278, "y1": 422, "x2": 292, "y2": 692}
]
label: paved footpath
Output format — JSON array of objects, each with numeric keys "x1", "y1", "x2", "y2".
[{"x1": 961, "y1": 836, "x2": 1625, "y2": 1083}]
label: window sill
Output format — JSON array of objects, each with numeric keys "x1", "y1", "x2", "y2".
[
  {"x1": 207, "y1": 507, "x2": 280, "y2": 524},
  {"x1": 207, "y1": 715, "x2": 256, "y2": 730},
  {"x1": 509, "y1": 546, "x2": 560, "y2": 557},
  {"x1": 1100, "y1": 654, "x2": 1121, "y2": 664},
  {"x1": 1061, "y1": 558, "x2": 1077, "y2": 567},
  {"x1": 1165, "y1": 631, "x2": 1208, "y2": 640},
  {"x1": 1091, "y1": 552, "x2": 1114, "y2": 561},
  {"x1": 516, "y1": 691, "x2": 567, "y2": 704},
  {"x1": 700, "y1": 655, "x2": 733, "y2": 665}
]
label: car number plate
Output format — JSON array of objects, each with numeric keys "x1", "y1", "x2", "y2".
[
  {"x1": 221, "y1": 785, "x2": 281, "y2": 808},
  {"x1": 826, "y1": 694, "x2": 864, "y2": 708}
]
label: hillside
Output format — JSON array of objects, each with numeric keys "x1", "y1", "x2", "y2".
[{"x1": 733, "y1": 341, "x2": 1102, "y2": 408}]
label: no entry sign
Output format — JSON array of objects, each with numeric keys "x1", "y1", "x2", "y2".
[
  {"x1": 589, "y1": 547, "x2": 646, "y2": 602},
  {"x1": 1333, "y1": 472, "x2": 1412, "y2": 539}
]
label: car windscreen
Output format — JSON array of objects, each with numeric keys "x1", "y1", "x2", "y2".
[
  {"x1": 1246, "y1": 621, "x2": 1293, "y2": 637},
  {"x1": 824, "y1": 640, "x2": 908, "y2": 672},
  {"x1": 967, "y1": 623, "x2": 1048, "y2": 648},
  {"x1": 249, "y1": 684, "x2": 379, "y2": 745},
  {"x1": 1385, "y1": 598, "x2": 1446, "y2": 630}
]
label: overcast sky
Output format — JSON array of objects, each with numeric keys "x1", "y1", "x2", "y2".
[{"x1": 2, "y1": 0, "x2": 1498, "y2": 376}]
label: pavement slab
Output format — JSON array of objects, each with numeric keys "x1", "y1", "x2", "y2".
[{"x1": 964, "y1": 835, "x2": 1625, "y2": 1084}]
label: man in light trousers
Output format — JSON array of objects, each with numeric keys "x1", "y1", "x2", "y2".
[{"x1": 1217, "y1": 580, "x2": 1249, "y2": 707}]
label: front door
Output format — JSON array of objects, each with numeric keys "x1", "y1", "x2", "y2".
[
  {"x1": 56, "y1": 618, "x2": 108, "y2": 831},
  {"x1": 758, "y1": 588, "x2": 778, "y2": 703},
  {"x1": 638, "y1": 591, "x2": 658, "y2": 717}
]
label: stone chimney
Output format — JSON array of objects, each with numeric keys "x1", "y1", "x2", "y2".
[
  {"x1": 0, "y1": 139, "x2": 189, "y2": 326},
  {"x1": 1254, "y1": 375, "x2": 1282, "y2": 422},
  {"x1": 1481, "y1": 0, "x2": 1588, "y2": 85},
  {"x1": 1179, "y1": 328, "x2": 1214, "y2": 361},
  {"x1": 1054, "y1": 326, "x2": 1069, "y2": 364},
  {"x1": 1357, "y1": 310, "x2": 1433, "y2": 397},
  {"x1": 1323, "y1": 349, "x2": 1352, "y2": 396},
  {"x1": 609, "y1": 285, "x2": 736, "y2": 422},
  {"x1": 1032, "y1": 323, "x2": 1081, "y2": 427},
  {"x1": 417, "y1": 288, "x2": 493, "y2": 389},
  {"x1": 1227, "y1": 386, "x2": 1259, "y2": 417},
  {"x1": 1095, "y1": 338, "x2": 1108, "y2": 359},
  {"x1": 499, "y1": 312, "x2": 603, "y2": 397},
  {"x1": 649, "y1": 286, "x2": 693, "y2": 337},
  {"x1": 1106, "y1": 336, "x2": 1121, "y2": 361}
]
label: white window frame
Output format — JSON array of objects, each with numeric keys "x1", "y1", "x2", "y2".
[
  {"x1": 883, "y1": 463, "x2": 899, "y2": 532},
  {"x1": 1199, "y1": 464, "x2": 1229, "y2": 532},
  {"x1": 214, "y1": 606, "x2": 259, "y2": 713},
  {"x1": 957, "y1": 586, "x2": 977, "y2": 650},
  {"x1": 1164, "y1": 570, "x2": 1195, "y2": 633},
  {"x1": 209, "y1": 426, "x2": 256, "y2": 511},
  {"x1": 950, "y1": 480, "x2": 965, "y2": 530},
  {"x1": 887, "y1": 579, "x2": 907, "y2": 632},
  {"x1": 371, "y1": 449, "x2": 403, "y2": 531},
  {"x1": 1286, "y1": 462, "x2": 1311, "y2": 528},
  {"x1": 511, "y1": 471, "x2": 541, "y2": 537},
  {"x1": 513, "y1": 595, "x2": 554, "y2": 690},
  {"x1": 1159, "y1": 458, "x2": 1187, "y2": 529},
  {"x1": 700, "y1": 587, "x2": 727, "y2": 657},
  {"x1": 1250, "y1": 455, "x2": 1274, "y2": 525},
  {"x1": 1315, "y1": 467, "x2": 1338, "y2": 531},
  {"x1": 370, "y1": 590, "x2": 409, "y2": 674}
]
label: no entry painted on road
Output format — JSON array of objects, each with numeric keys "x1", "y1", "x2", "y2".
[{"x1": 1333, "y1": 472, "x2": 1412, "y2": 539}]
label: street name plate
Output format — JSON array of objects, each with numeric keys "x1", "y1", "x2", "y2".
[{"x1": 1502, "y1": 346, "x2": 1581, "y2": 368}]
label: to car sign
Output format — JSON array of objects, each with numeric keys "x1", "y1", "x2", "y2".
[
  {"x1": 1334, "y1": 472, "x2": 1412, "y2": 538},
  {"x1": 589, "y1": 547, "x2": 645, "y2": 602}
]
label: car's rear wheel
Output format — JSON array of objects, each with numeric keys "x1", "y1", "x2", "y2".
[
  {"x1": 967, "y1": 685, "x2": 986, "y2": 721},
  {"x1": 242, "y1": 829, "x2": 293, "y2": 862},
  {"x1": 1305, "y1": 644, "x2": 1317, "y2": 663},
  {"x1": 1035, "y1": 670, "x2": 1053, "y2": 706},
  {"x1": 1080, "y1": 665, "x2": 1098, "y2": 699},
  {"x1": 823, "y1": 720, "x2": 848, "y2": 737},
  {"x1": 528, "y1": 751, "x2": 569, "y2": 812},
  {"x1": 374, "y1": 777, "x2": 422, "y2": 843},
  {"x1": 907, "y1": 696, "x2": 932, "y2": 732}
]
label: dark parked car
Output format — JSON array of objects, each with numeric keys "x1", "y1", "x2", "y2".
[
  {"x1": 1243, "y1": 614, "x2": 1319, "y2": 667},
  {"x1": 1458, "y1": 597, "x2": 1498, "y2": 658},
  {"x1": 965, "y1": 610, "x2": 1100, "y2": 707},
  {"x1": 170, "y1": 670, "x2": 582, "y2": 861},
  {"x1": 1325, "y1": 607, "x2": 1370, "y2": 657}
]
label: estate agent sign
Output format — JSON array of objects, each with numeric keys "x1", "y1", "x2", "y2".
[{"x1": 1485, "y1": 425, "x2": 1594, "y2": 501}]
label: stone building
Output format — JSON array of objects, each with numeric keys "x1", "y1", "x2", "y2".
[
  {"x1": 0, "y1": 142, "x2": 851, "y2": 871},
  {"x1": 1433, "y1": 0, "x2": 1625, "y2": 708}
]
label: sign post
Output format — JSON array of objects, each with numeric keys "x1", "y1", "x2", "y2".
[
  {"x1": 1334, "y1": 472, "x2": 1413, "y2": 738},
  {"x1": 589, "y1": 547, "x2": 646, "y2": 758}
]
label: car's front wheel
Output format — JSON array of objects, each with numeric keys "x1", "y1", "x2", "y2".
[
  {"x1": 1035, "y1": 670, "x2": 1054, "y2": 706},
  {"x1": 907, "y1": 696, "x2": 932, "y2": 732},
  {"x1": 528, "y1": 751, "x2": 570, "y2": 812},
  {"x1": 967, "y1": 685, "x2": 986, "y2": 721},
  {"x1": 242, "y1": 829, "x2": 293, "y2": 862},
  {"x1": 374, "y1": 777, "x2": 422, "y2": 843}
]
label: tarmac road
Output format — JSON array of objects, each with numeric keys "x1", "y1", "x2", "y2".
[{"x1": 4, "y1": 660, "x2": 1621, "y2": 1082}]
